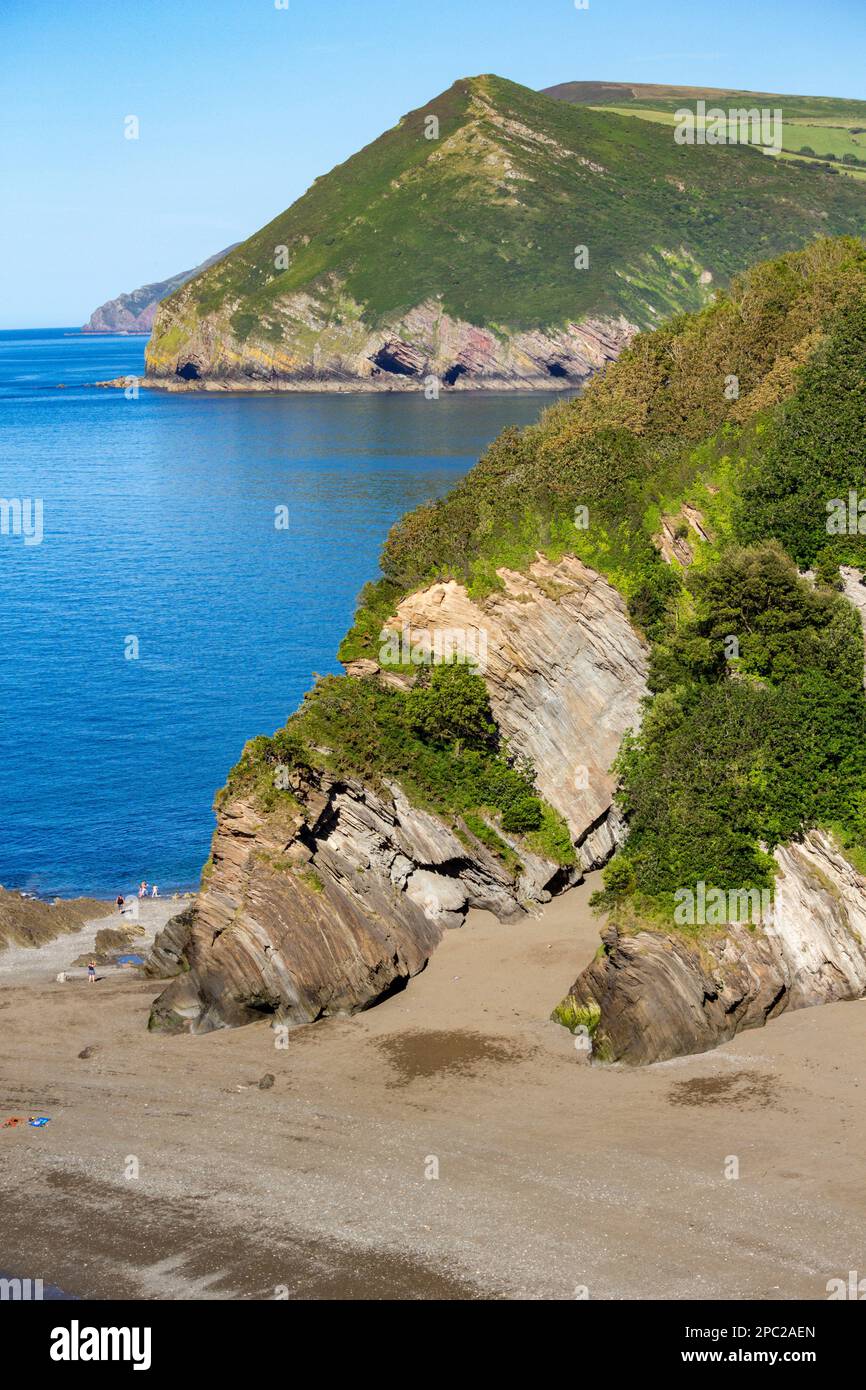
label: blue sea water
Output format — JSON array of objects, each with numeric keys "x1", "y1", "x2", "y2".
[{"x1": 0, "y1": 329, "x2": 550, "y2": 898}]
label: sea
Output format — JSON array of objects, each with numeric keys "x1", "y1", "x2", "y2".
[{"x1": 0, "y1": 328, "x2": 550, "y2": 898}]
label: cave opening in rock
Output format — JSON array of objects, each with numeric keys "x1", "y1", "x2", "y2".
[
  {"x1": 177, "y1": 362, "x2": 201, "y2": 381},
  {"x1": 370, "y1": 347, "x2": 417, "y2": 377},
  {"x1": 442, "y1": 363, "x2": 468, "y2": 386},
  {"x1": 545, "y1": 360, "x2": 569, "y2": 378}
]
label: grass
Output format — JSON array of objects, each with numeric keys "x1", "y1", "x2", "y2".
[
  {"x1": 577, "y1": 95, "x2": 866, "y2": 177},
  {"x1": 551, "y1": 996, "x2": 601, "y2": 1035},
  {"x1": 149, "y1": 74, "x2": 866, "y2": 376},
  {"x1": 219, "y1": 668, "x2": 577, "y2": 872}
]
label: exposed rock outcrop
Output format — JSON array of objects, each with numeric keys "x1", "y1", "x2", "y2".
[
  {"x1": 145, "y1": 292, "x2": 633, "y2": 393},
  {"x1": 148, "y1": 768, "x2": 566, "y2": 1034},
  {"x1": 557, "y1": 831, "x2": 866, "y2": 1065},
  {"x1": 149, "y1": 554, "x2": 648, "y2": 1033},
  {"x1": 385, "y1": 555, "x2": 651, "y2": 865},
  {"x1": 0, "y1": 888, "x2": 112, "y2": 954}
]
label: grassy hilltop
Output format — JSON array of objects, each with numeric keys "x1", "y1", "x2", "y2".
[
  {"x1": 546, "y1": 80, "x2": 866, "y2": 178},
  {"x1": 147, "y1": 76, "x2": 866, "y2": 386}
]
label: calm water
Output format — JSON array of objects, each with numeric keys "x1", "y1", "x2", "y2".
[{"x1": 0, "y1": 329, "x2": 550, "y2": 898}]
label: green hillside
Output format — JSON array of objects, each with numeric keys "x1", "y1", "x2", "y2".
[
  {"x1": 330, "y1": 236, "x2": 866, "y2": 921},
  {"x1": 545, "y1": 81, "x2": 866, "y2": 178},
  {"x1": 146, "y1": 76, "x2": 866, "y2": 387}
]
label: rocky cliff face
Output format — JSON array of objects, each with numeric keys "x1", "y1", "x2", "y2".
[
  {"x1": 149, "y1": 767, "x2": 567, "y2": 1033},
  {"x1": 145, "y1": 292, "x2": 632, "y2": 392},
  {"x1": 380, "y1": 554, "x2": 650, "y2": 867},
  {"x1": 148, "y1": 555, "x2": 648, "y2": 1032},
  {"x1": 149, "y1": 545, "x2": 866, "y2": 1058},
  {"x1": 557, "y1": 831, "x2": 866, "y2": 1065}
]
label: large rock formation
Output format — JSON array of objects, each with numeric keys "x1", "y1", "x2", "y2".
[
  {"x1": 149, "y1": 768, "x2": 567, "y2": 1034},
  {"x1": 145, "y1": 297, "x2": 631, "y2": 393},
  {"x1": 148, "y1": 555, "x2": 649, "y2": 1033},
  {"x1": 383, "y1": 554, "x2": 650, "y2": 868},
  {"x1": 557, "y1": 831, "x2": 866, "y2": 1064},
  {"x1": 0, "y1": 887, "x2": 112, "y2": 954}
]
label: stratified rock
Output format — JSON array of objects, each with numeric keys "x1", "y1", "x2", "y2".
[
  {"x1": 144, "y1": 906, "x2": 195, "y2": 978},
  {"x1": 149, "y1": 769, "x2": 565, "y2": 1034},
  {"x1": 0, "y1": 888, "x2": 113, "y2": 954},
  {"x1": 148, "y1": 550, "x2": 648, "y2": 1035},
  {"x1": 557, "y1": 831, "x2": 866, "y2": 1064},
  {"x1": 385, "y1": 555, "x2": 650, "y2": 865}
]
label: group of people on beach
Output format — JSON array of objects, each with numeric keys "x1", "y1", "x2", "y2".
[
  {"x1": 85, "y1": 880, "x2": 161, "y2": 985},
  {"x1": 113, "y1": 882, "x2": 158, "y2": 913}
]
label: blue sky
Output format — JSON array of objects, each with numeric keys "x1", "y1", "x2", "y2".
[{"x1": 3, "y1": 0, "x2": 866, "y2": 326}]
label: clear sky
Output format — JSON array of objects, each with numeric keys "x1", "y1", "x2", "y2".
[{"x1": 4, "y1": 0, "x2": 866, "y2": 327}]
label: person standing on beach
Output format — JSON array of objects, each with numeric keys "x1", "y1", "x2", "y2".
[
  {"x1": 87, "y1": 960, "x2": 96, "y2": 984},
  {"x1": 151, "y1": 884, "x2": 159, "y2": 898},
  {"x1": 116, "y1": 894, "x2": 124, "y2": 912},
  {"x1": 138, "y1": 881, "x2": 147, "y2": 899}
]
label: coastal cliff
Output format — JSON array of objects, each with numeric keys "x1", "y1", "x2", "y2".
[
  {"x1": 145, "y1": 298, "x2": 632, "y2": 393},
  {"x1": 151, "y1": 237, "x2": 866, "y2": 1062},
  {"x1": 557, "y1": 832, "x2": 866, "y2": 1065},
  {"x1": 144, "y1": 74, "x2": 866, "y2": 393},
  {"x1": 149, "y1": 557, "x2": 647, "y2": 1032}
]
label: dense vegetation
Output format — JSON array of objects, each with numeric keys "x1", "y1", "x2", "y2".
[
  {"x1": 599, "y1": 545, "x2": 866, "y2": 918},
  {"x1": 220, "y1": 236, "x2": 866, "y2": 925},
  {"x1": 151, "y1": 75, "x2": 866, "y2": 363},
  {"x1": 335, "y1": 237, "x2": 866, "y2": 925},
  {"x1": 223, "y1": 662, "x2": 575, "y2": 869}
]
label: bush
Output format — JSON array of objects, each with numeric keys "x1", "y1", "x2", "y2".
[{"x1": 407, "y1": 663, "x2": 498, "y2": 753}]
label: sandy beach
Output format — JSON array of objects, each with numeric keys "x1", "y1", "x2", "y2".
[{"x1": 1, "y1": 882, "x2": 865, "y2": 1301}]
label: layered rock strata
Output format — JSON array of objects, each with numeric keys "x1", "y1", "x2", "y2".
[
  {"x1": 558, "y1": 831, "x2": 866, "y2": 1064},
  {"x1": 148, "y1": 556, "x2": 650, "y2": 1032},
  {"x1": 144, "y1": 299, "x2": 633, "y2": 393},
  {"x1": 149, "y1": 770, "x2": 566, "y2": 1033}
]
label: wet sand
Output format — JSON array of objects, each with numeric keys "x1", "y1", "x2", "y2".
[{"x1": 1, "y1": 882, "x2": 865, "y2": 1300}]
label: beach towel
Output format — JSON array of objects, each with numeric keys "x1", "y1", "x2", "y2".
[{"x1": 28, "y1": 1117, "x2": 50, "y2": 1128}]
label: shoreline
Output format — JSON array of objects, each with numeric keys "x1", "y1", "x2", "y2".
[
  {"x1": 2, "y1": 881, "x2": 866, "y2": 1299},
  {"x1": 90, "y1": 376, "x2": 583, "y2": 396}
]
